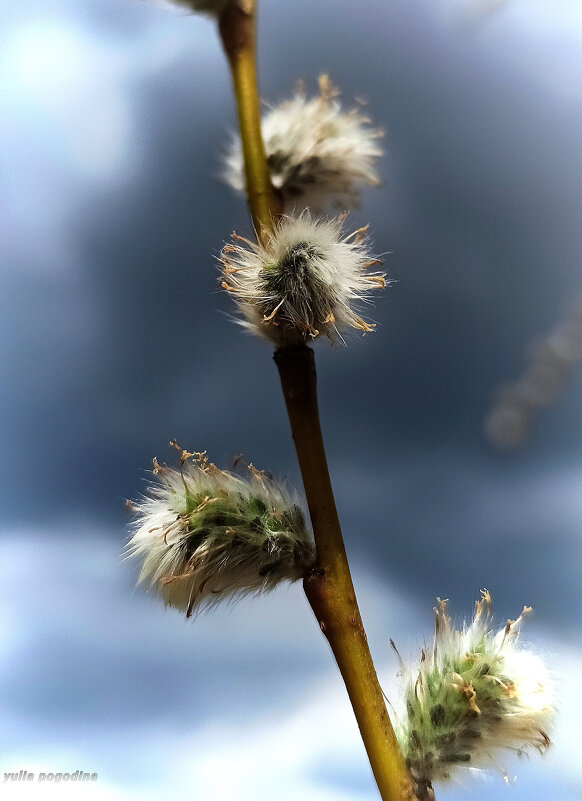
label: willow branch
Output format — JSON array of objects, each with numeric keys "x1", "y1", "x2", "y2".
[
  {"x1": 275, "y1": 345, "x2": 415, "y2": 801},
  {"x1": 218, "y1": 2, "x2": 414, "y2": 797},
  {"x1": 218, "y1": 0, "x2": 281, "y2": 234}
]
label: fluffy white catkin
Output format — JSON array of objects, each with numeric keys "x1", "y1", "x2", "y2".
[
  {"x1": 394, "y1": 591, "x2": 555, "y2": 800},
  {"x1": 223, "y1": 75, "x2": 383, "y2": 213},
  {"x1": 220, "y1": 211, "x2": 385, "y2": 346},
  {"x1": 126, "y1": 444, "x2": 315, "y2": 617}
]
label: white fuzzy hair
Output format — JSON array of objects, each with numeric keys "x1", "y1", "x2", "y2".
[
  {"x1": 220, "y1": 211, "x2": 386, "y2": 346},
  {"x1": 394, "y1": 591, "x2": 555, "y2": 799},
  {"x1": 223, "y1": 75, "x2": 383, "y2": 213},
  {"x1": 126, "y1": 447, "x2": 315, "y2": 617}
]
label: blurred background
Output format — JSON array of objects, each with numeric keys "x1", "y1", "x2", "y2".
[{"x1": 1, "y1": 0, "x2": 581, "y2": 798}]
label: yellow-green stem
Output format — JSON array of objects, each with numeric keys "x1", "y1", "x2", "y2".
[
  {"x1": 275, "y1": 346, "x2": 415, "y2": 801},
  {"x1": 218, "y1": 0, "x2": 281, "y2": 234},
  {"x1": 218, "y1": 3, "x2": 414, "y2": 798}
]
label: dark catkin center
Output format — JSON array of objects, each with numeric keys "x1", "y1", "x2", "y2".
[{"x1": 260, "y1": 241, "x2": 328, "y2": 334}]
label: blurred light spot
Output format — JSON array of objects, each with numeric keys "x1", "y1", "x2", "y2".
[{"x1": 484, "y1": 296, "x2": 582, "y2": 449}]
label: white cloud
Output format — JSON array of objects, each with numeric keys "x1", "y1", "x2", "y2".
[{"x1": 0, "y1": 530, "x2": 580, "y2": 800}]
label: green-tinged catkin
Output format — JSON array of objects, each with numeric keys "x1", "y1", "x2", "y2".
[
  {"x1": 126, "y1": 443, "x2": 315, "y2": 617},
  {"x1": 394, "y1": 591, "x2": 554, "y2": 799}
]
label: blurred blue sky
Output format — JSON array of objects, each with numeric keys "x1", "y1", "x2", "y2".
[{"x1": 1, "y1": 0, "x2": 582, "y2": 799}]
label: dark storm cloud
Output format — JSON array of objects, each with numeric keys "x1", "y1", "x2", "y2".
[
  {"x1": 1, "y1": 0, "x2": 581, "y2": 641},
  {"x1": 331, "y1": 453, "x2": 582, "y2": 627},
  {"x1": 4, "y1": 0, "x2": 582, "y2": 522}
]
